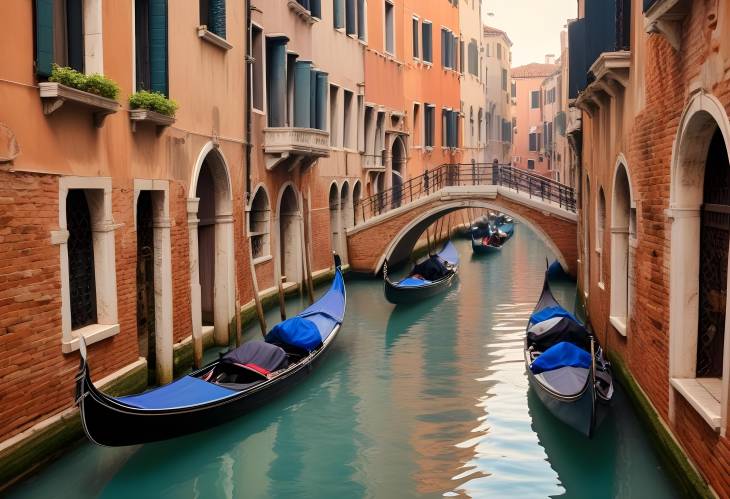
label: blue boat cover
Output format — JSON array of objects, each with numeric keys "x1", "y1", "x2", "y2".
[
  {"x1": 298, "y1": 269, "x2": 345, "y2": 324},
  {"x1": 530, "y1": 341, "x2": 591, "y2": 375},
  {"x1": 397, "y1": 277, "x2": 432, "y2": 287},
  {"x1": 117, "y1": 376, "x2": 237, "y2": 410},
  {"x1": 437, "y1": 241, "x2": 459, "y2": 265},
  {"x1": 222, "y1": 341, "x2": 287, "y2": 371},
  {"x1": 266, "y1": 316, "x2": 322, "y2": 351},
  {"x1": 530, "y1": 306, "x2": 581, "y2": 326}
]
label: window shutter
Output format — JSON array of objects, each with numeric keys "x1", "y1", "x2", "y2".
[
  {"x1": 34, "y1": 0, "x2": 54, "y2": 77},
  {"x1": 311, "y1": 0, "x2": 321, "y2": 18},
  {"x1": 333, "y1": 0, "x2": 343, "y2": 29},
  {"x1": 149, "y1": 0, "x2": 168, "y2": 95},
  {"x1": 209, "y1": 0, "x2": 226, "y2": 38},
  {"x1": 346, "y1": 0, "x2": 356, "y2": 35}
]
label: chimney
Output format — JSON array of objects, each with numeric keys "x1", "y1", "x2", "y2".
[{"x1": 545, "y1": 54, "x2": 555, "y2": 64}]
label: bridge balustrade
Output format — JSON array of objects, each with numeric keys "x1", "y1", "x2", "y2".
[{"x1": 354, "y1": 163, "x2": 576, "y2": 225}]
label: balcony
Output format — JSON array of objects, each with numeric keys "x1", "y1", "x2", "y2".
[
  {"x1": 644, "y1": 0, "x2": 689, "y2": 50},
  {"x1": 263, "y1": 127, "x2": 330, "y2": 170}
]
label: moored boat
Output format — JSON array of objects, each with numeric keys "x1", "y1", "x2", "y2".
[
  {"x1": 470, "y1": 223, "x2": 513, "y2": 254},
  {"x1": 76, "y1": 255, "x2": 347, "y2": 446},
  {"x1": 523, "y1": 269, "x2": 613, "y2": 437},
  {"x1": 384, "y1": 241, "x2": 459, "y2": 304}
]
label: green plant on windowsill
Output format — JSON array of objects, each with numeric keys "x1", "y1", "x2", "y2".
[
  {"x1": 48, "y1": 64, "x2": 120, "y2": 100},
  {"x1": 129, "y1": 90, "x2": 178, "y2": 117}
]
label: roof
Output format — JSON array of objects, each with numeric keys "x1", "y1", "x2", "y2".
[
  {"x1": 483, "y1": 25, "x2": 513, "y2": 46},
  {"x1": 511, "y1": 63, "x2": 559, "y2": 79}
]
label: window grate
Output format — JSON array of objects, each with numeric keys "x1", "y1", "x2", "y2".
[{"x1": 67, "y1": 190, "x2": 97, "y2": 329}]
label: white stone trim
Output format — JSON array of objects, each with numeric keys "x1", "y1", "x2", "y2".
[
  {"x1": 57, "y1": 176, "x2": 118, "y2": 354},
  {"x1": 83, "y1": 0, "x2": 104, "y2": 74},
  {"x1": 670, "y1": 378, "x2": 721, "y2": 432}
]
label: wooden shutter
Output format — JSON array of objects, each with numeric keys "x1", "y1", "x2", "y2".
[
  {"x1": 35, "y1": 0, "x2": 54, "y2": 77},
  {"x1": 149, "y1": 0, "x2": 168, "y2": 95}
]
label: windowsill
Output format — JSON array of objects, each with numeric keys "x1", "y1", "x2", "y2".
[
  {"x1": 670, "y1": 377, "x2": 722, "y2": 432},
  {"x1": 609, "y1": 315, "x2": 627, "y2": 336},
  {"x1": 252, "y1": 108, "x2": 266, "y2": 116},
  {"x1": 423, "y1": 61, "x2": 433, "y2": 67},
  {"x1": 62, "y1": 323, "x2": 120, "y2": 354},
  {"x1": 197, "y1": 26, "x2": 233, "y2": 50},
  {"x1": 252, "y1": 254, "x2": 273, "y2": 265}
]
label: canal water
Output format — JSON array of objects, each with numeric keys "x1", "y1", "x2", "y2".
[{"x1": 7, "y1": 227, "x2": 680, "y2": 499}]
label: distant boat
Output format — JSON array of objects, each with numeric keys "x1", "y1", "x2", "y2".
[
  {"x1": 471, "y1": 222, "x2": 514, "y2": 254},
  {"x1": 383, "y1": 241, "x2": 459, "y2": 304},
  {"x1": 523, "y1": 269, "x2": 613, "y2": 437},
  {"x1": 76, "y1": 255, "x2": 347, "y2": 446}
]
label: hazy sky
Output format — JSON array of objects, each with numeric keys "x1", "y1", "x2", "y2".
[{"x1": 483, "y1": 0, "x2": 578, "y2": 67}]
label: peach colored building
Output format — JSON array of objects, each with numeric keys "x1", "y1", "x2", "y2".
[
  {"x1": 459, "y1": 1, "x2": 488, "y2": 166},
  {"x1": 483, "y1": 25, "x2": 513, "y2": 164},
  {"x1": 510, "y1": 61, "x2": 557, "y2": 176}
]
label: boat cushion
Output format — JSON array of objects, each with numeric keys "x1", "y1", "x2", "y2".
[
  {"x1": 534, "y1": 366, "x2": 590, "y2": 397},
  {"x1": 117, "y1": 376, "x2": 237, "y2": 410},
  {"x1": 398, "y1": 277, "x2": 432, "y2": 287},
  {"x1": 221, "y1": 341, "x2": 287, "y2": 372},
  {"x1": 527, "y1": 317, "x2": 591, "y2": 351},
  {"x1": 530, "y1": 306, "x2": 581, "y2": 326},
  {"x1": 266, "y1": 316, "x2": 323, "y2": 352},
  {"x1": 530, "y1": 341, "x2": 591, "y2": 374}
]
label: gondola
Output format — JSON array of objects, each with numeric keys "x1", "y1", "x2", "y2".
[
  {"x1": 470, "y1": 223, "x2": 513, "y2": 254},
  {"x1": 523, "y1": 268, "x2": 613, "y2": 437},
  {"x1": 76, "y1": 255, "x2": 347, "y2": 447},
  {"x1": 383, "y1": 241, "x2": 459, "y2": 304}
]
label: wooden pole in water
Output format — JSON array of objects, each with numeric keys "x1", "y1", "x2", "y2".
[
  {"x1": 301, "y1": 192, "x2": 315, "y2": 304},
  {"x1": 276, "y1": 241, "x2": 287, "y2": 321},
  {"x1": 247, "y1": 232, "x2": 267, "y2": 338}
]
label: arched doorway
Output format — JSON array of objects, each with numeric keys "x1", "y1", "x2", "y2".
[
  {"x1": 249, "y1": 186, "x2": 271, "y2": 260},
  {"x1": 329, "y1": 182, "x2": 340, "y2": 256},
  {"x1": 352, "y1": 180, "x2": 362, "y2": 225},
  {"x1": 340, "y1": 181, "x2": 351, "y2": 262},
  {"x1": 391, "y1": 135, "x2": 406, "y2": 208},
  {"x1": 190, "y1": 146, "x2": 234, "y2": 347},
  {"x1": 278, "y1": 185, "x2": 302, "y2": 285},
  {"x1": 610, "y1": 161, "x2": 633, "y2": 335}
]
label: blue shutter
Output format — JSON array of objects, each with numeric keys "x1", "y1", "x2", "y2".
[
  {"x1": 316, "y1": 72, "x2": 328, "y2": 130},
  {"x1": 346, "y1": 0, "x2": 356, "y2": 35},
  {"x1": 34, "y1": 0, "x2": 54, "y2": 77},
  {"x1": 149, "y1": 0, "x2": 168, "y2": 95},
  {"x1": 310, "y1": 69, "x2": 318, "y2": 128},
  {"x1": 356, "y1": 0, "x2": 365, "y2": 39},
  {"x1": 311, "y1": 0, "x2": 321, "y2": 18},
  {"x1": 333, "y1": 0, "x2": 343, "y2": 29},
  {"x1": 266, "y1": 36, "x2": 289, "y2": 127},
  {"x1": 422, "y1": 24, "x2": 432, "y2": 63},
  {"x1": 294, "y1": 61, "x2": 312, "y2": 128},
  {"x1": 209, "y1": 0, "x2": 226, "y2": 38}
]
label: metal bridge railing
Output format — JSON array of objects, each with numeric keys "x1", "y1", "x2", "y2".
[{"x1": 354, "y1": 163, "x2": 576, "y2": 226}]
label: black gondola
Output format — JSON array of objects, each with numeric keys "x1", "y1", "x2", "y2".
[
  {"x1": 523, "y1": 268, "x2": 613, "y2": 437},
  {"x1": 470, "y1": 222, "x2": 514, "y2": 254},
  {"x1": 75, "y1": 256, "x2": 346, "y2": 447},
  {"x1": 383, "y1": 241, "x2": 459, "y2": 304}
]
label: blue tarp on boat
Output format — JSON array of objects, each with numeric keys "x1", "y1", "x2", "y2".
[
  {"x1": 397, "y1": 277, "x2": 432, "y2": 287},
  {"x1": 296, "y1": 269, "x2": 346, "y2": 341},
  {"x1": 266, "y1": 316, "x2": 322, "y2": 351},
  {"x1": 117, "y1": 376, "x2": 237, "y2": 410},
  {"x1": 530, "y1": 341, "x2": 592, "y2": 375},
  {"x1": 530, "y1": 306, "x2": 581, "y2": 325}
]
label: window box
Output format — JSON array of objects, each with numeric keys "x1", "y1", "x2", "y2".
[
  {"x1": 129, "y1": 109, "x2": 176, "y2": 133},
  {"x1": 287, "y1": 0, "x2": 319, "y2": 23},
  {"x1": 39, "y1": 82, "x2": 120, "y2": 128},
  {"x1": 197, "y1": 26, "x2": 233, "y2": 50},
  {"x1": 671, "y1": 378, "x2": 722, "y2": 432}
]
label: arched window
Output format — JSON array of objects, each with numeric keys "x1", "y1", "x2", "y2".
[
  {"x1": 352, "y1": 181, "x2": 362, "y2": 226},
  {"x1": 477, "y1": 108, "x2": 483, "y2": 145},
  {"x1": 469, "y1": 107, "x2": 474, "y2": 144},
  {"x1": 329, "y1": 183, "x2": 340, "y2": 254},
  {"x1": 249, "y1": 187, "x2": 271, "y2": 260},
  {"x1": 596, "y1": 187, "x2": 606, "y2": 287},
  {"x1": 610, "y1": 163, "x2": 633, "y2": 335},
  {"x1": 583, "y1": 176, "x2": 591, "y2": 297},
  {"x1": 67, "y1": 190, "x2": 97, "y2": 329}
]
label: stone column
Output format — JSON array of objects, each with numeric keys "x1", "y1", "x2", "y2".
[
  {"x1": 214, "y1": 212, "x2": 235, "y2": 346},
  {"x1": 187, "y1": 198, "x2": 203, "y2": 366},
  {"x1": 153, "y1": 216, "x2": 174, "y2": 384}
]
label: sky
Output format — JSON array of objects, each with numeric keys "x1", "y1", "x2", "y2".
[{"x1": 483, "y1": 0, "x2": 578, "y2": 67}]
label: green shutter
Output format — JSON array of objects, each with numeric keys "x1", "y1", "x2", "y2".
[
  {"x1": 34, "y1": 0, "x2": 54, "y2": 78},
  {"x1": 209, "y1": 0, "x2": 226, "y2": 38},
  {"x1": 149, "y1": 0, "x2": 168, "y2": 95}
]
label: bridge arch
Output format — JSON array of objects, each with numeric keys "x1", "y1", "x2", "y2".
[{"x1": 374, "y1": 200, "x2": 571, "y2": 274}]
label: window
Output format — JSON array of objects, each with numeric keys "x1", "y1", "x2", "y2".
[
  {"x1": 357, "y1": 94, "x2": 364, "y2": 152},
  {"x1": 469, "y1": 107, "x2": 474, "y2": 143},
  {"x1": 343, "y1": 89, "x2": 354, "y2": 148},
  {"x1": 424, "y1": 104, "x2": 435, "y2": 147},
  {"x1": 442, "y1": 108, "x2": 457, "y2": 148},
  {"x1": 251, "y1": 25, "x2": 264, "y2": 111},
  {"x1": 486, "y1": 44, "x2": 490, "y2": 57},
  {"x1": 200, "y1": 0, "x2": 226, "y2": 38},
  {"x1": 333, "y1": 0, "x2": 344, "y2": 29},
  {"x1": 527, "y1": 159, "x2": 535, "y2": 170},
  {"x1": 364, "y1": 105, "x2": 375, "y2": 161},
  {"x1": 597, "y1": 187, "x2": 606, "y2": 287},
  {"x1": 459, "y1": 39, "x2": 465, "y2": 73},
  {"x1": 531, "y1": 90, "x2": 540, "y2": 109},
  {"x1": 266, "y1": 35, "x2": 289, "y2": 127},
  {"x1": 468, "y1": 40, "x2": 478, "y2": 76},
  {"x1": 329, "y1": 85, "x2": 339, "y2": 146},
  {"x1": 511, "y1": 81, "x2": 516, "y2": 98},
  {"x1": 51, "y1": 0, "x2": 85, "y2": 72},
  {"x1": 345, "y1": 0, "x2": 356, "y2": 35},
  {"x1": 412, "y1": 103, "x2": 421, "y2": 146},
  {"x1": 422, "y1": 22, "x2": 433, "y2": 63},
  {"x1": 384, "y1": 1, "x2": 394, "y2": 54},
  {"x1": 501, "y1": 69, "x2": 507, "y2": 91},
  {"x1": 610, "y1": 163, "x2": 632, "y2": 335},
  {"x1": 496, "y1": 42, "x2": 502, "y2": 59},
  {"x1": 412, "y1": 17, "x2": 419, "y2": 59},
  {"x1": 67, "y1": 190, "x2": 98, "y2": 329},
  {"x1": 357, "y1": 0, "x2": 366, "y2": 41},
  {"x1": 528, "y1": 132, "x2": 537, "y2": 151},
  {"x1": 441, "y1": 29, "x2": 456, "y2": 69},
  {"x1": 249, "y1": 188, "x2": 271, "y2": 260}
]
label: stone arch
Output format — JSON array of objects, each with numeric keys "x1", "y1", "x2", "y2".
[
  {"x1": 189, "y1": 143, "x2": 235, "y2": 347},
  {"x1": 339, "y1": 181, "x2": 351, "y2": 261},
  {"x1": 352, "y1": 180, "x2": 363, "y2": 226},
  {"x1": 391, "y1": 135, "x2": 406, "y2": 207},
  {"x1": 609, "y1": 157, "x2": 634, "y2": 336},
  {"x1": 276, "y1": 183, "x2": 302, "y2": 285},
  {"x1": 668, "y1": 91, "x2": 730, "y2": 434},
  {"x1": 328, "y1": 181, "x2": 340, "y2": 257},
  {"x1": 247, "y1": 183, "x2": 272, "y2": 260},
  {"x1": 375, "y1": 200, "x2": 570, "y2": 274}
]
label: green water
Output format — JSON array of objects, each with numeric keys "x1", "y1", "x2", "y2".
[{"x1": 7, "y1": 229, "x2": 680, "y2": 498}]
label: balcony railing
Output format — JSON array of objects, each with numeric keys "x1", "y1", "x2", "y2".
[
  {"x1": 263, "y1": 127, "x2": 329, "y2": 170},
  {"x1": 353, "y1": 163, "x2": 576, "y2": 225}
]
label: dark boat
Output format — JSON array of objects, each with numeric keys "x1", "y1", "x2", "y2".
[
  {"x1": 76, "y1": 256, "x2": 347, "y2": 447},
  {"x1": 470, "y1": 223, "x2": 514, "y2": 254},
  {"x1": 523, "y1": 269, "x2": 613, "y2": 437},
  {"x1": 383, "y1": 241, "x2": 459, "y2": 304}
]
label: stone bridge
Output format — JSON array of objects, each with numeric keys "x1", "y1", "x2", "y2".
[{"x1": 346, "y1": 164, "x2": 578, "y2": 276}]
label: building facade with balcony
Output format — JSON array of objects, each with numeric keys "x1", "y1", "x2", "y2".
[
  {"x1": 571, "y1": 0, "x2": 730, "y2": 495},
  {"x1": 483, "y1": 25, "x2": 513, "y2": 164}
]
